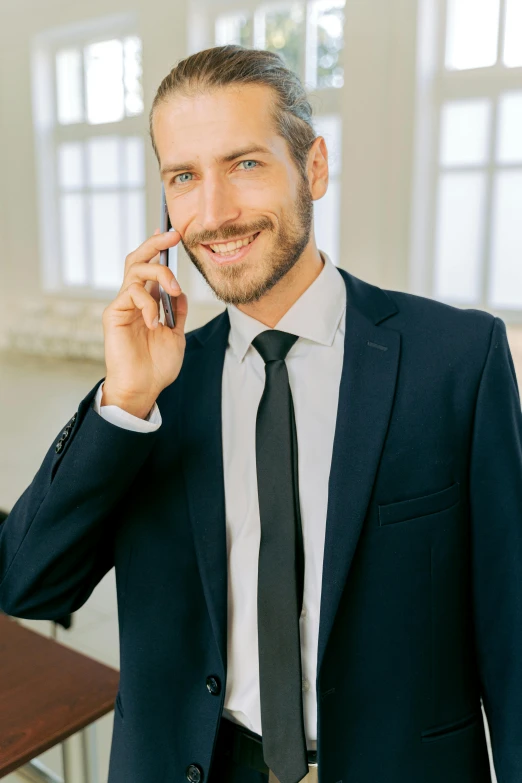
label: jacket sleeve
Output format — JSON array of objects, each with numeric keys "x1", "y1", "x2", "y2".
[
  {"x1": 470, "y1": 316, "x2": 522, "y2": 781},
  {"x1": 0, "y1": 378, "x2": 161, "y2": 620}
]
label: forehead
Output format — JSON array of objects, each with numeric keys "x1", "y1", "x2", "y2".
[{"x1": 153, "y1": 84, "x2": 286, "y2": 165}]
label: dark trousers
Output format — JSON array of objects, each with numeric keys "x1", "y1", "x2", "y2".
[{"x1": 208, "y1": 717, "x2": 269, "y2": 783}]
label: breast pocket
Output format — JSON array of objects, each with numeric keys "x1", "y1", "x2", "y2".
[{"x1": 378, "y1": 481, "x2": 460, "y2": 526}]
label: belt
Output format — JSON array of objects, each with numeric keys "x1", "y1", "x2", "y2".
[{"x1": 216, "y1": 716, "x2": 318, "y2": 776}]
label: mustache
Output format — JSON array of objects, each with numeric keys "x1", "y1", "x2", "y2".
[{"x1": 183, "y1": 218, "x2": 274, "y2": 249}]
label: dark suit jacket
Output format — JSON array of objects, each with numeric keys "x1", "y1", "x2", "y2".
[{"x1": 1, "y1": 268, "x2": 521, "y2": 783}]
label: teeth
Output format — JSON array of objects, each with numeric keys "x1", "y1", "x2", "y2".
[{"x1": 209, "y1": 233, "x2": 258, "y2": 255}]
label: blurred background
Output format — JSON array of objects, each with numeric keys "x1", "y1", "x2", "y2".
[{"x1": 0, "y1": 0, "x2": 520, "y2": 779}]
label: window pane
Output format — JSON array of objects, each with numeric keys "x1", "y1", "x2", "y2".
[
  {"x1": 504, "y1": 0, "x2": 522, "y2": 67},
  {"x1": 56, "y1": 48, "x2": 83, "y2": 124},
  {"x1": 123, "y1": 36, "x2": 144, "y2": 116},
  {"x1": 58, "y1": 142, "x2": 84, "y2": 189},
  {"x1": 215, "y1": 13, "x2": 252, "y2": 46},
  {"x1": 87, "y1": 137, "x2": 120, "y2": 187},
  {"x1": 123, "y1": 190, "x2": 146, "y2": 256},
  {"x1": 261, "y1": 4, "x2": 304, "y2": 75},
  {"x1": 488, "y1": 171, "x2": 522, "y2": 308},
  {"x1": 315, "y1": 0, "x2": 345, "y2": 89},
  {"x1": 496, "y1": 92, "x2": 522, "y2": 164},
  {"x1": 433, "y1": 172, "x2": 487, "y2": 303},
  {"x1": 313, "y1": 114, "x2": 342, "y2": 177},
  {"x1": 445, "y1": 0, "x2": 500, "y2": 70},
  {"x1": 123, "y1": 137, "x2": 145, "y2": 186},
  {"x1": 60, "y1": 194, "x2": 87, "y2": 285},
  {"x1": 85, "y1": 39, "x2": 124, "y2": 124},
  {"x1": 90, "y1": 192, "x2": 122, "y2": 289},
  {"x1": 313, "y1": 179, "x2": 340, "y2": 265},
  {"x1": 439, "y1": 100, "x2": 491, "y2": 166}
]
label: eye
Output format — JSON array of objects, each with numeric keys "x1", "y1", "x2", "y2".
[
  {"x1": 173, "y1": 171, "x2": 192, "y2": 185},
  {"x1": 237, "y1": 159, "x2": 259, "y2": 171}
]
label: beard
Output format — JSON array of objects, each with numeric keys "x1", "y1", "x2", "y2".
[{"x1": 180, "y1": 174, "x2": 314, "y2": 306}]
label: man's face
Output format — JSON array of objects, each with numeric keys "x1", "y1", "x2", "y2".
[{"x1": 153, "y1": 84, "x2": 316, "y2": 306}]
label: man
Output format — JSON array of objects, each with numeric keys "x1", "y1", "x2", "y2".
[{"x1": 1, "y1": 44, "x2": 521, "y2": 783}]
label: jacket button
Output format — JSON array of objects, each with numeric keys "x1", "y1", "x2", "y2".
[
  {"x1": 186, "y1": 763, "x2": 203, "y2": 782},
  {"x1": 206, "y1": 675, "x2": 221, "y2": 695}
]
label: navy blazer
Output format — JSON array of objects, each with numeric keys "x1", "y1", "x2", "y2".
[{"x1": 1, "y1": 268, "x2": 522, "y2": 783}]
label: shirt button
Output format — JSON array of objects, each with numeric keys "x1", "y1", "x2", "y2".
[{"x1": 302, "y1": 678, "x2": 310, "y2": 692}]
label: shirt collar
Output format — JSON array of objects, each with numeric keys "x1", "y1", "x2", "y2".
[{"x1": 226, "y1": 249, "x2": 347, "y2": 364}]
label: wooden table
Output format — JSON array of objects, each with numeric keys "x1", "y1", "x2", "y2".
[{"x1": 0, "y1": 614, "x2": 119, "y2": 781}]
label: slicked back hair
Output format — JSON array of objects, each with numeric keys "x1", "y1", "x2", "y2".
[{"x1": 149, "y1": 45, "x2": 317, "y2": 182}]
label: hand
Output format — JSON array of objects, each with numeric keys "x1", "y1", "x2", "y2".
[{"x1": 101, "y1": 229, "x2": 188, "y2": 418}]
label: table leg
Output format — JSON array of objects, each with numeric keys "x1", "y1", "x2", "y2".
[
  {"x1": 61, "y1": 737, "x2": 74, "y2": 783},
  {"x1": 80, "y1": 724, "x2": 99, "y2": 783}
]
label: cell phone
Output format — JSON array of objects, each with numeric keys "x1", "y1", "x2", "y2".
[{"x1": 159, "y1": 184, "x2": 176, "y2": 329}]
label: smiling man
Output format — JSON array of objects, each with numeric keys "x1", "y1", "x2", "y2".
[
  {"x1": 1, "y1": 45, "x2": 522, "y2": 783},
  {"x1": 153, "y1": 80, "x2": 323, "y2": 321}
]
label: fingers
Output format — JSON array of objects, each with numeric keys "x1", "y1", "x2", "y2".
[
  {"x1": 147, "y1": 279, "x2": 160, "y2": 304},
  {"x1": 122, "y1": 260, "x2": 181, "y2": 298},
  {"x1": 144, "y1": 229, "x2": 162, "y2": 300},
  {"x1": 116, "y1": 282, "x2": 160, "y2": 330},
  {"x1": 123, "y1": 229, "x2": 181, "y2": 276}
]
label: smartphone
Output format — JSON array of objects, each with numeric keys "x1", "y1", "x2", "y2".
[{"x1": 159, "y1": 184, "x2": 176, "y2": 329}]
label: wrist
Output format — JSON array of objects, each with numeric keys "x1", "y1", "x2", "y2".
[{"x1": 101, "y1": 384, "x2": 157, "y2": 420}]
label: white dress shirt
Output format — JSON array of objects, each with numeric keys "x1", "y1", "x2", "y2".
[{"x1": 93, "y1": 250, "x2": 347, "y2": 749}]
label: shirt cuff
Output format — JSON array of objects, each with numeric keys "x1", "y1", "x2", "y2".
[{"x1": 92, "y1": 382, "x2": 162, "y2": 433}]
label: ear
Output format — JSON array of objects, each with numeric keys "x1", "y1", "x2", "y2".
[{"x1": 308, "y1": 136, "x2": 329, "y2": 200}]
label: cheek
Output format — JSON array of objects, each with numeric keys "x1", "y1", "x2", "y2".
[{"x1": 167, "y1": 187, "x2": 199, "y2": 220}]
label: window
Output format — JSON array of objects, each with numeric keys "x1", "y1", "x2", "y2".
[
  {"x1": 429, "y1": 0, "x2": 522, "y2": 313},
  {"x1": 32, "y1": 14, "x2": 146, "y2": 295},
  {"x1": 215, "y1": 0, "x2": 345, "y2": 88}
]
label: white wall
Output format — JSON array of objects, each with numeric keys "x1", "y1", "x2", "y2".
[{"x1": 339, "y1": 0, "x2": 419, "y2": 291}]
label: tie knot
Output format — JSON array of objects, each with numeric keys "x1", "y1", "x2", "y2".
[{"x1": 251, "y1": 329, "x2": 299, "y2": 364}]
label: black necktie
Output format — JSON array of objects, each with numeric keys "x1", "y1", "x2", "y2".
[{"x1": 252, "y1": 329, "x2": 308, "y2": 783}]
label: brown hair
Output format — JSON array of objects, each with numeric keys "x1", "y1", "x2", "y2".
[{"x1": 149, "y1": 44, "x2": 317, "y2": 181}]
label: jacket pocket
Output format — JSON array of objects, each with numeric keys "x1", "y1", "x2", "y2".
[
  {"x1": 421, "y1": 709, "x2": 480, "y2": 742},
  {"x1": 378, "y1": 481, "x2": 460, "y2": 526},
  {"x1": 115, "y1": 690, "x2": 124, "y2": 719}
]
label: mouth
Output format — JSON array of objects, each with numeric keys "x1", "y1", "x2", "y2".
[{"x1": 201, "y1": 231, "x2": 261, "y2": 265}]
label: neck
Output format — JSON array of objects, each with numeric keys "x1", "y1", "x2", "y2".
[{"x1": 236, "y1": 245, "x2": 325, "y2": 328}]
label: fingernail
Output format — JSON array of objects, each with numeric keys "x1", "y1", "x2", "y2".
[
  {"x1": 171, "y1": 279, "x2": 180, "y2": 291},
  {"x1": 152, "y1": 316, "x2": 159, "y2": 328}
]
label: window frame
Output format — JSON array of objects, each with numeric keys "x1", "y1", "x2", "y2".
[
  {"x1": 424, "y1": 0, "x2": 522, "y2": 321},
  {"x1": 31, "y1": 12, "x2": 146, "y2": 299}
]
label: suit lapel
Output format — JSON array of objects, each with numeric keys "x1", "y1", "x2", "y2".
[
  {"x1": 181, "y1": 268, "x2": 401, "y2": 680},
  {"x1": 316, "y1": 268, "x2": 400, "y2": 679},
  {"x1": 180, "y1": 311, "x2": 231, "y2": 673}
]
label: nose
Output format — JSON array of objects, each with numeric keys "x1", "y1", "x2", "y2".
[{"x1": 196, "y1": 173, "x2": 241, "y2": 239}]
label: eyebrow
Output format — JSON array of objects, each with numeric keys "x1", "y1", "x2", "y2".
[{"x1": 160, "y1": 145, "x2": 273, "y2": 177}]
